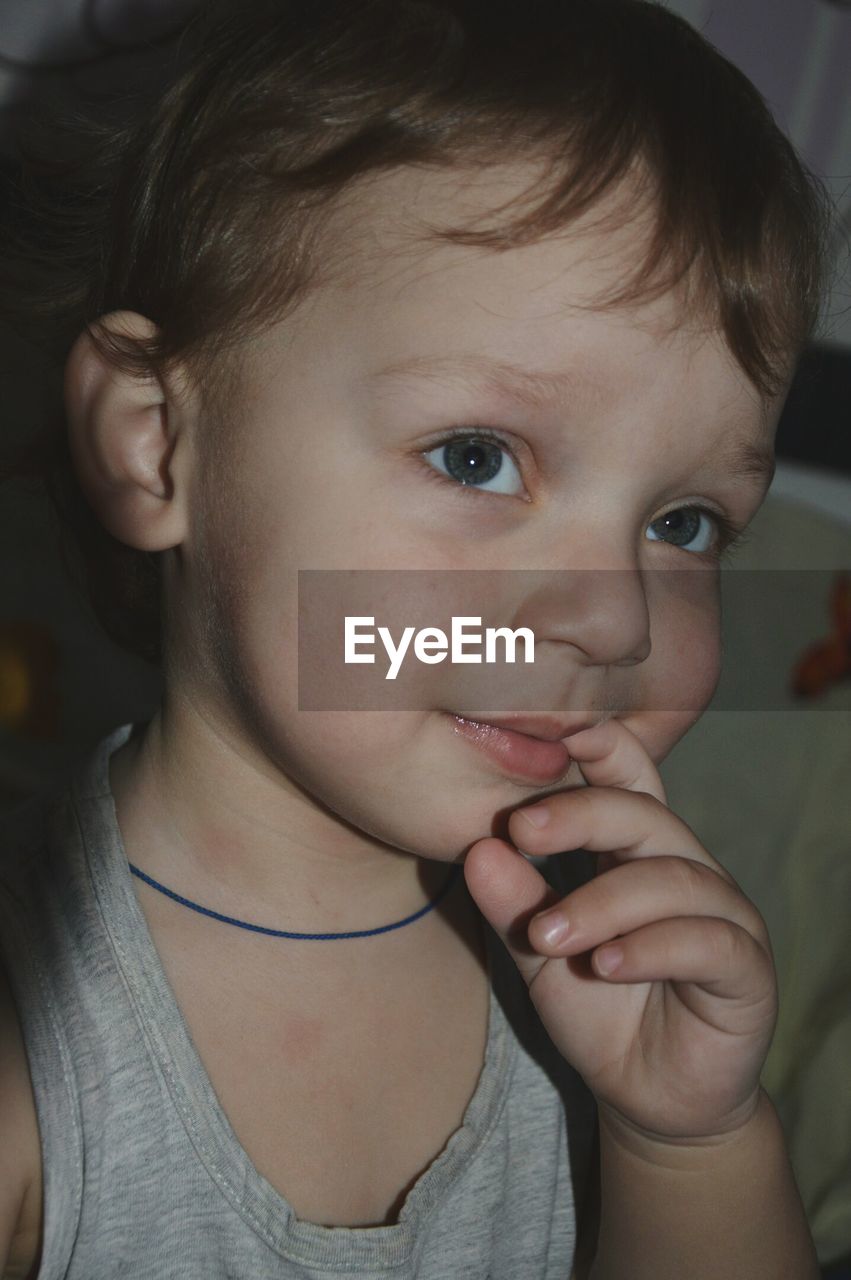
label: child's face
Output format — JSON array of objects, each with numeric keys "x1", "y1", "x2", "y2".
[{"x1": 175, "y1": 162, "x2": 782, "y2": 860}]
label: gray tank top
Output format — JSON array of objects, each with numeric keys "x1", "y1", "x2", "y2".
[{"x1": 0, "y1": 722, "x2": 597, "y2": 1279}]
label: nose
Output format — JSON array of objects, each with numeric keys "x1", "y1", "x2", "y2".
[{"x1": 512, "y1": 565, "x2": 653, "y2": 668}]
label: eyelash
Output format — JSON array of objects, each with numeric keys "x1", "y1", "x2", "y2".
[{"x1": 418, "y1": 426, "x2": 753, "y2": 565}]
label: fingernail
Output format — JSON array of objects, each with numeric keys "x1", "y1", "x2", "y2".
[
  {"x1": 534, "y1": 912, "x2": 569, "y2": 947},
  {"x1": 595, "y1": 945, "x2": 623, "y2": 975},
  {"x1": 520, "y1": 804, "x2": 550, "y2": 829}
]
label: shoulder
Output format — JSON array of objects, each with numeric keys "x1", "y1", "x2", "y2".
[
  {"x1": 0, "y1": 793, "x2": 60, "y2": 1277},
  {"x1": 0, "y1": 951, "x2": 43, "y2": 1280}
]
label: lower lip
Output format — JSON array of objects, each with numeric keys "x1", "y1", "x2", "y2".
[{"x1": 448, "y1": 715, "x2": 572, "y2": 784}]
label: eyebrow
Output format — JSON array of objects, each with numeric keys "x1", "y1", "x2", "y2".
[
  {"x1": 716, "y1": 438, "x2": 776, "y2": 492},
  {"x1": 369, "y1": 352, "x2": 578, "y2": 412},
  {"x1": 368, "y1": 352, "x2": 777, "y2": 491}
]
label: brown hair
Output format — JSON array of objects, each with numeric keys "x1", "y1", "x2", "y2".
[{"x1": 0, "y1": 0, "x2": 832, "y2": 665}]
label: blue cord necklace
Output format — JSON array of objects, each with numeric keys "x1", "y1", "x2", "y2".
[{"x1": 127, "y1": 860, "x2": 462, "y2": 940}]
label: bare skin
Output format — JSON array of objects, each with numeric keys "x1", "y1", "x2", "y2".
[{"x1": 6, "y1": 159, "x2": 802, "y2": 1273}]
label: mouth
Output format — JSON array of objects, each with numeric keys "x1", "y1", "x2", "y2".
[
  {"x1": 446, "y1": 712, "x2": 596, "y2": 784},
  {"x1": 462, "y1": 713, "x2": 601, "y2": 742}
]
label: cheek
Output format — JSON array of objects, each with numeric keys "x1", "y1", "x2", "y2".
[
  {"x1": 624, "y1": 593, "x2": 722, "y2": 765},
  {"x1": 647, "y1": 571, "x2": 722, "y2": 706},
  {"x1": 669, "y1": 623, "x2": 722, "y2": 706},
  {"x1": 257, "y1": 708, "x2": 507, "y2": 859}
]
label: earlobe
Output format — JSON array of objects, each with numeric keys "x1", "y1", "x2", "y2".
[{"x1": 64, "y1": 311, "x2": 189, "y2": 552}]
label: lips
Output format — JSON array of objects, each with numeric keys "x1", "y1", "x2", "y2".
[
  {"x1": 448, "y1": 713, "x2": 591, "y2": 784},
  {"x1": 461, "y1": 713, "x2": 601, "y2": 742}
]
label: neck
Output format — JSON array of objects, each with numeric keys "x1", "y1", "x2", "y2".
[{"x1": 108, "y1": 701, "x2": 455, "y2": 941}]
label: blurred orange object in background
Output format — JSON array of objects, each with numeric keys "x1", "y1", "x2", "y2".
[
  {"x1": 0, "y1": 620, "x2": 61, "y2": 740},
  {"x1": 790, "y1": 571, "x2": 851, "y2": 699}
]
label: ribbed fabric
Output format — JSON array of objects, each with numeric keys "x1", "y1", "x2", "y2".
[{"x1": 0, "y1": 723, "x2": 597, "y2": 1279}]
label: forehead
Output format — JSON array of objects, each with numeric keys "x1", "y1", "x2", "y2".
[
  {"x1": 246, "y1": 160, "x2": 779, "y2": 443},
  {"x1": 322, "y1": 161, "x2": 677, "y2": 324}
]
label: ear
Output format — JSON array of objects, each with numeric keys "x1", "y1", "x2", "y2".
[{"x1": 64, "y1": 311, "x2": 191, "y2": 551}]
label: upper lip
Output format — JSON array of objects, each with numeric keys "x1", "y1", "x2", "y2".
[{"x1": 452, "y1": 713, "x2": 602, "y2": 742}]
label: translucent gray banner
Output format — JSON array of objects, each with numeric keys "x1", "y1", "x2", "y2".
[{"x1": 297, "y1": 569, "x2": 851, "y2": 713}]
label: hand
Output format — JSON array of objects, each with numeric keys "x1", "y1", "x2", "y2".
[{"x1": 463, "y1": 718, "x2": 778, "y2": 1146}]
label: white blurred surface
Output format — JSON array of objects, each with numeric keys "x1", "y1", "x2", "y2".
[{"x1": 770, "y1": 458, "x2": 851, "y2": 527}]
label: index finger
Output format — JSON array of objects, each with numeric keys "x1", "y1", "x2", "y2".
[{"x1": 560, "y1": 717, "x2": 668, "y2": 806}]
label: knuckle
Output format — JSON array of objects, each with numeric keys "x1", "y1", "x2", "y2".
[
  {"x1": 710, "y1": 918, "x2": 745, "y2": 968},
  {"x1": 635, "y1": 788, "x2": 666, "y2": 815},
  {"x1": 569, "y1": 786, "x2": 597, "y2": 815},
  {"x1": 632, "y1": 789, "x2": 670, "y2": 841},
  {"x1": 582, "y1": 871, "x2": 619, "y2": 916},
  {"x1": 747, "y1": 903, "x2": 773, "y2": 954},
  {"x1": 665, "y1": 854, "x2": 706, "y2": 909},
  {"x1": 510, "y1": 807, "x2": 549, "y2": 843},
  {"x1": 742, "y1": 899, "x2": 764, "y2": 934}
]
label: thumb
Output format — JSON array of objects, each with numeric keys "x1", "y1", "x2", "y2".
[{"x1": 464, "y1": 837, "x2": 561, "y2": 985}]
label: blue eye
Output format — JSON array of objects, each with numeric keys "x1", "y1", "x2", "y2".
[
  {"x1": 646, "y1": 507, "x2": 725, "y2": 557},
  {"x1": 420, "y1": 437, "x2": 748, "y2": 564},
  {"x1": 422, "y1": 432, "x2": 525, "y2": 496}
]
